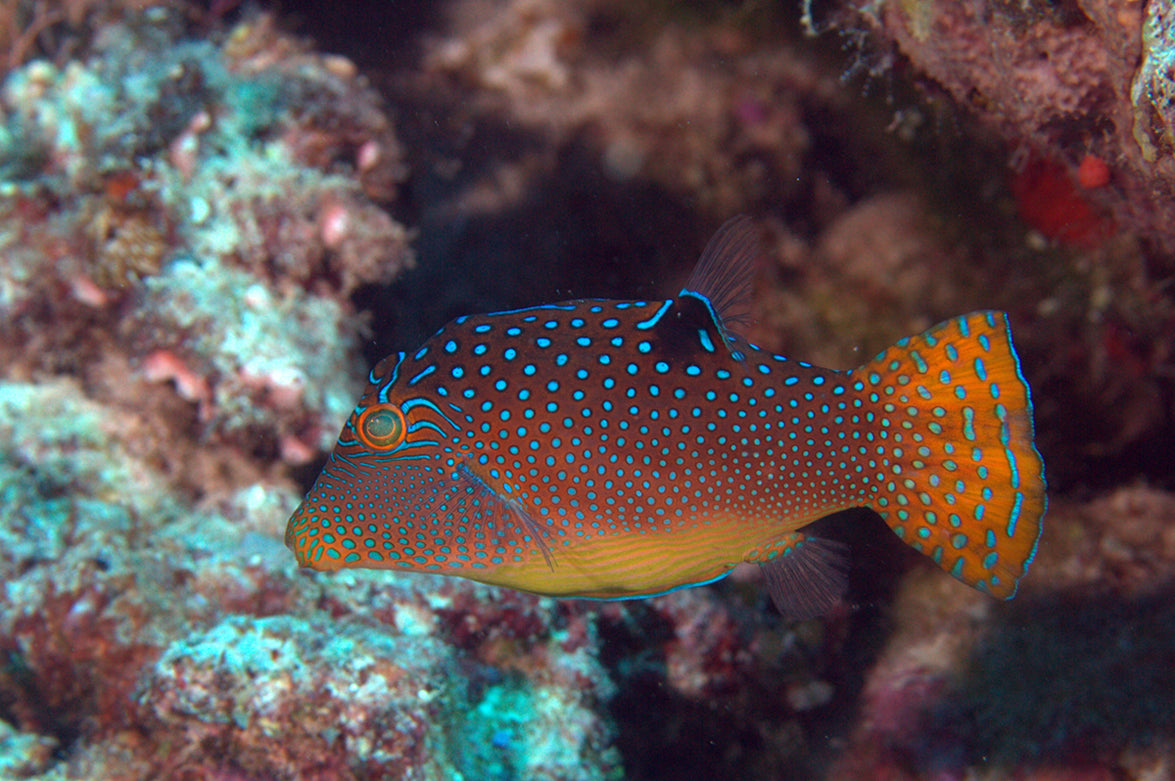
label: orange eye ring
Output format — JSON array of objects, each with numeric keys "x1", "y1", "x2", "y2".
[{"x1": 355, "y1": 404, "x2": 407, "y2": 451}]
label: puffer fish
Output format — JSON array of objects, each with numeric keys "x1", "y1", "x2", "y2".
[{"x1": 286, "y1": 217, "x2": 1046, "y2": 618}]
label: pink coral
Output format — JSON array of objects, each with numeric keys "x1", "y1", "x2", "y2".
[{"x1": 140, "y1": 349, "x2": 211, "y2": 408}]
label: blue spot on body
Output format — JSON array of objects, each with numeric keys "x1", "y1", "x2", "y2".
[{"x1": 698, "y1": 330, "x2": 715, "y2": 352}]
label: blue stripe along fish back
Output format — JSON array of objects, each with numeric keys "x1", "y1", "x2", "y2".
[{"x1": 285, "y1": 217, "x2": 1046, "y2": 618}]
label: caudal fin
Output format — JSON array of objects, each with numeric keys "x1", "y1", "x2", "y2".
[{"x1": 852, "y1": 312, "x2": 1046, "y2": 599}]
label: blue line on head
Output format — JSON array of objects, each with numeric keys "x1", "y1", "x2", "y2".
[
  {"x1": 377, "y1": 353, "x2": 407, "y2": 402},
  {"x1": 636, "y1": 300, "x2": 673, "y2": 330}
]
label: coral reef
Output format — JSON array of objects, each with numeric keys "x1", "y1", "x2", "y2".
[
  {"x1": 379, "y1": 0, "x2": 1175, "y2": 776},
  {"x1": 1, "y1": 0, "x2": 1172, "y2": 779},
  {"x1": 828, "y1": 485, "x2": 1175, "y2": 780},
  {"x1": 379, "y1": 0, "x2": 1174, "y2": 491},
  {"x1": 0, "y1": 718, "x2": 56, "y2": 777},
  {"x1": 822, "y1": 0, "x2": 1172, "y2": 250},
  {"x1": 140, "y1": 615, "x2": 467, "y2": 779},
  {"x1": 796, "y1": 0, "x2": 1175, "y2": 489},
  {"x1": 0, "y1": 5, "x2": 412, "y2": 471},
  {"x1": 424, "y1": 0, "x2": 816, "y2": 218},
  {"x1": 0, "y1": 376, "x2": 620, "y2": 779}
]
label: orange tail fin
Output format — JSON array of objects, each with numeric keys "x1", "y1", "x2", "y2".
[{"x1": 852, "y1": 312, "x2": 1046, "y2": 598}]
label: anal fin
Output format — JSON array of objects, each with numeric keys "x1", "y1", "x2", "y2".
[{"x1": 759, "y1": 534, "x2": 848, "y2": 620}]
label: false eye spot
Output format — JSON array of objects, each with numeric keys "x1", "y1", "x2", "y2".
[{"x1": 356, "y1": 404, "x2": 407, "y2": 450}]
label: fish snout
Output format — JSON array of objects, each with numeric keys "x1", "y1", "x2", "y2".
[{"x1": 284, "y1": 498, "x2": 319, "y2": 568}]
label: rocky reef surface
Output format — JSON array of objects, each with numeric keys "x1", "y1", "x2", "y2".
[{"x1": 0, "y1": 1, "x2": 1172, "y2": 779}]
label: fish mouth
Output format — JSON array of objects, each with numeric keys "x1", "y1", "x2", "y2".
[
  {"x1": 284, "y1": 498, "x2": 315, "y2": 566},
  {"x1": 283, "y1": 504, "x2": 299, "y2": 550}
]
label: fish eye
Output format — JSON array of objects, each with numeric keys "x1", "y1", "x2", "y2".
[{"x1": 355, "y1": 404, "x2": 407, "y2": 450}]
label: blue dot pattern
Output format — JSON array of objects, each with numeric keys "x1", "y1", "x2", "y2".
[{"x1": 286, "y1": 300, "x2": 1045, "y2": 602}]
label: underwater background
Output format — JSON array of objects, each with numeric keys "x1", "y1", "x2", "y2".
[{"x1": 1, "y1": 0, "x2": 1173, "y2": 779}]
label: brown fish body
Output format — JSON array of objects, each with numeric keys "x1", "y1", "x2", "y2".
[
  {"x1": 373, "y1": 296, "x2": 865, "y2": 597},
  {"x1": 287, "y1": 219, "x2": 1046, "y2": 617}
]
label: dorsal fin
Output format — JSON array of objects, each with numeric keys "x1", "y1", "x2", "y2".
[{"x1": 682, "y1": 215, "x2": 759, "y2": 333}]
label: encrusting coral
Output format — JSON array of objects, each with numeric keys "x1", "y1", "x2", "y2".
[
  {"x1": 0, "y1": 6, "x2": 412, "y2": 470},
  {"x1": 1, "y1": 1, "x2": 1173, "y2": 779},
  {"x1": 0, "y1": 376, "x2": 622, "y2": 778}
]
